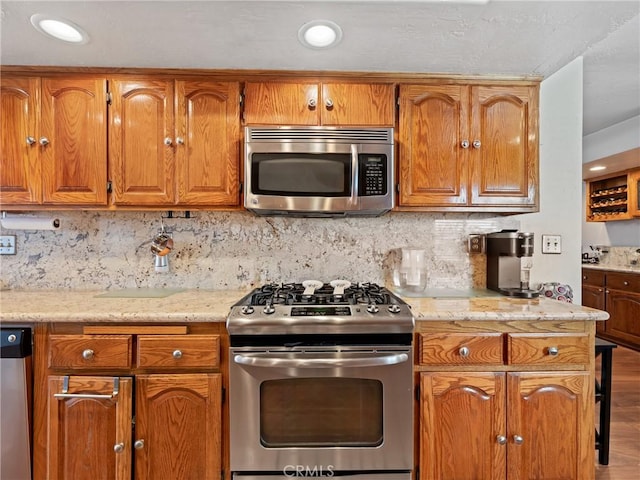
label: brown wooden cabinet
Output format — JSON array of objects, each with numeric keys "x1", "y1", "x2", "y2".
[
  {"x1": 243, "y1": 81, "x2": 395, "y2": 126},
  {"x1": 585, "y1": 168, "x2": 640, "y2": 221},
  {"x1": 582, "y1": 268, "x2": 640, "y2": 349},
  {"x1": 37, "y1": 325, "x2": 224, "y2": 480},
  {"x1": 0, "y1": 75, "x2": 108, "y2": 206},
  {"x1": 109, "y1": 77, "x2": 240, "y2": 207},
  {"x1": 398, "y1": 83, "x2": 539, "y2": 212},
  {"x1": 417, "y1": 321, "x2": 594, "y2": 480}
]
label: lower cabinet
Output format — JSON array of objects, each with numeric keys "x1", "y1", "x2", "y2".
[
  {"x1": 36, "y1": 324, "x2": 224, "y2": 480},
  {"x1": 417, "y1": 323, "x2": 594, "y2": 480}
]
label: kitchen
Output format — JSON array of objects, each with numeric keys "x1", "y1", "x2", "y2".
[{"x1": 1, "y1": 1, "x2": 639, "y2": 480}]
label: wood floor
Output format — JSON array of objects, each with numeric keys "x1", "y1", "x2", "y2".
[{"x1": 595, "y1": 345, "x2": 640, "y2": 480}]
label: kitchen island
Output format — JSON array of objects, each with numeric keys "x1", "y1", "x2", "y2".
[{"x1": 0, "y1": 290, "x2": 607, "y2": 480}]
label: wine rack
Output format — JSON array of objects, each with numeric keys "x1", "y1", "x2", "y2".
[{"x1": 586, "y1": 168, "x2": 640, "y2": 222}]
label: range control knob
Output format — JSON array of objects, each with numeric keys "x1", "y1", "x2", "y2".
[
  {"x1": 263, "y1": 305, "x2": 276, "y2": 315},
  {"x1": 240, "y1": 306, "x2": 254, "y2": 315},
  {"x1": 388, "y1": 304, "x2": 401, "y2": 314},
  {"x1": 367, "y1": 304, "x2": 380, "y2": 314}
]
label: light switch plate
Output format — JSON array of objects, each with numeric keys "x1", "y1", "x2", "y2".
[
  {"x1": 542, "y1": 234, "x2": 562, "y2": 254},
  {"x1": 0, "y1": 235, "x2": 16, "y2": 255}
]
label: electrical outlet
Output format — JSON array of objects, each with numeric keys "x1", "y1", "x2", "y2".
[
  {"x1": 467, "y1": 234, "x2": 486, "y2": 254},
  {"x1": 0, "y1": 235, "x2": 16, "y2": 255},
  {"x1": 542, "y1": 234, "x2": 562, "y2": 254}
]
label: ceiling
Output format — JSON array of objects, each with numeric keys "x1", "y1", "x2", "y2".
[{"x1": 1, "y1": 0, "x2": 639, "y2": 136}]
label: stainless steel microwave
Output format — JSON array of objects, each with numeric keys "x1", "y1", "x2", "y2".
[{"x1": 244, "y1": 126, "x2": 394, "y2": 217}]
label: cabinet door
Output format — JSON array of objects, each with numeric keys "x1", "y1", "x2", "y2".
[
  {"x1": 175, "y1": 81, "x2": 240, "y2": 205},
  {"x1": 41, "y1": 77, "x2": 108, "y2": 205},
  {"x1": 582, "y1": 285, "x2": 606, "y2": 333},
  {"x1": 606, "y1": 289, "x2": 640, "y2": 348},
  {"x1": 243, "y1": 81, "x2": 318, "y2": 125},
  {"x1": 135, "y1": 374, "x2": 222, "y2": 480},
  {"x1": 47, "y1": 376, "x2": 132, "y2": 480},
  {"x1": 109, "y1": 78, "x2": 174, "y2": 205},
  {"x1": 507, "y1": 371, "x2": 592, "y2": 480},
  {"x1": 0, "y1": 76, "x2": 42, "y2": 204},
  {"x1": 469, "y1": 86, "x2": 538, "y2": 208},
  {"x1": 420, "y1": 372, "x2": 506, "y2": 480},
  {"x1": 398, "y1": 85, "x2": 469, "y2": 206},
  {"x1": 321, "y1": 83, "x2": 395, "y2": 126}
]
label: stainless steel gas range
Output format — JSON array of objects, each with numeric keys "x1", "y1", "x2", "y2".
[{"x1": 227, "y1": 281, "x2": 414, "y2": 480}]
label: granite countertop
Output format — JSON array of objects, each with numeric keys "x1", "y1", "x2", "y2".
[
  {"x1": 0, "y1": 288, "x2": 609, "y2": 324},
  {"x1": 581, "y1": 264, "x2": 640, "y2": 274}
]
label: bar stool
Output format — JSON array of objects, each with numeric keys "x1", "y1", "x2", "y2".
[{"x1": 595, "y1": 337, "x2": 617, "y2": 465}]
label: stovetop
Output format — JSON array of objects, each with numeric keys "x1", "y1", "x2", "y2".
[{"x1": 227, "y1": 281, "x2": 414, "y2": 336}]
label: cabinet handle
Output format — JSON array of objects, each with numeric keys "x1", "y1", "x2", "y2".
[
  {"x1": 325, "y1": 98, "x2": 334, "y2": 109},
  {"x1": 624, "y1": 281, "x2": 629, "y2": 286},
  {"x1": 82, "y1": 349, "x2": 95, "y2": 360},
  {"x1": 39, "y1": 136, "x2": 50, "y2": 146},
  {"x1": 513, "y1": 435, "x2": 524, "y2": 445},
  {"x1": 472, "y1": 140, "x2": 481, "y2": 149},
  {"x1": 496, "y1": 435, "x2": 507, "y2": 445},
  {"x1": 459, "y1": 346, "x2": 470, "y2": 357},
  {"x1": 308, "y1": 98, "x2": 317, "y2": 109},
  {"x1": 172, "y1": 349, "x2": 183, "y2": 359},
  {"x1": 583, "y1": 275, "x2": 587, "y2": 280},
  {"x1": 461, "y1": 140, "x2": 470, "y2": 149},
  {"x1": 134, "y1": 439, "x2": 145, "y2": 450},
  {"x1": 598, "y1": 288, "x2": 603, "y2": 292},
  {"x1": 113, "y1": 443, "x2": 125, "y2": 454},
  {"x1": 164, "y1": 137, "x2": 173, "y2": 146},
  {"x1": 176, "y1": 137, "x2": 185, "y2": 145},
  {"x1": 547, "y1": 346, "x2": 559, "y2": 356},
  {"x1": 26, "y1": 136, "x2": 36, "y2": 145}
]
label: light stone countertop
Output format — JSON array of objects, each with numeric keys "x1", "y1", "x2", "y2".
[
  {"x1": 0, "y1": 288, "x2": 608, "y2": 324},
  {"x1": 581, "y1": 264, "x2": 640, "y2": 274}
]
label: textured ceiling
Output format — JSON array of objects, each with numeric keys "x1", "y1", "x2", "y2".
[{"x1": 1, "y1": 0, "x2": 638, "y2": 135}]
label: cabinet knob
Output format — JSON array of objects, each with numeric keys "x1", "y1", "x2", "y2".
[
  {"x1": 624, "y1": 281, "x2": 629, "y2": 286},
  {"x1": 176, "y1": 137, "x2": 185, "y2": 145},
  {"x1": 325, "y1": 98, "x2": 334, "y2": 109},
  {"x1": 472, "y1": 139, "x2": 481, "y2": 149},
  {"x1": 164, "y1": 137, "x2": 173, "y2": 146},
  {"x1": 26, "y1": 136, "x2": 36, "y2": 145},
  {"x1": 598, "y1": 288, "x2": 603, "y2": 292},
  {"x1": 583, "y1": 275, "x2": 587, "y2": 280},
  {"x1": 39, "y1": 136, "x2": 50, "y2": 146},
  {"x1": 513, "y1": 435, "x2": 524, "y2": 445},
  {"x1": 547, "y1": 346, "x2": 559, "y2": 356},
  {"x1": 496, "y1": 435, "x2": 507, "y2": 445},
  {"x1": 172, "y1": 349, "x2": 183, "y2": 359},
  {"x1": 134, "y1": 439, "x2": 145, "y2": 450},
  {"x1": 461, "y1": 140, "x2": 470, "y2": 149},
  {"x1": 307, "y1": 98, "x2": 317, "y2": 109},
  {"x1": 82, "y1": 349, "x2": 94, "y2": 360},
  {"x1": 459, "y1": 346, "x2": 470, "y2": 358},
  {"x1": 113, "y1": 443, "x2": 125, "y2": 454}
]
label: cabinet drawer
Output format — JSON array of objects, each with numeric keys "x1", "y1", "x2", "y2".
[
  {"x1": 419, "y1": 333, "x2": 503, "y2": 365},
  {"x1": 137, "y1": 335, "x2": 220, "y2": 369},
  {"x1": 582, "y1": 269, "x2": 605, "y2": 287},
  {"x1": 49, "y1": 335, "x2": 132, "y2": 369},
  {"x1": 607, "y1": 272, "x2": 640, "y2": 292},
  {"x1": 507, "y1": 334, "x2": 589, "y2": 366}
]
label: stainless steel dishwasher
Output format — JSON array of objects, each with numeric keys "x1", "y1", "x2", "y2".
[{"x1": 1, "y1": 327, "x2": 33, "y2": 480}]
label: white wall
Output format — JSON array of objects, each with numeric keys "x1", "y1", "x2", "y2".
[{"x1": 518, "y1": 57, "x2": 584, "y2": 303}]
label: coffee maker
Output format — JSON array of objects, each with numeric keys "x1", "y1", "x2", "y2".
[{"x1": 486, "y1": 230, "x2": 539, "y2": 298}]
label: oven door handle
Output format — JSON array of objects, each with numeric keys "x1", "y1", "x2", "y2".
[{"x1": 233, "y1": 352, "x2": 409, "y2": 368}]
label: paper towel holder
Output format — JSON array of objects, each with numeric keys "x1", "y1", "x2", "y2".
[{"x1": 1, "y1": 211, "x2": 61, "y2": 230}]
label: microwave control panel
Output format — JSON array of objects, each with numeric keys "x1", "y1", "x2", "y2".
[{"x1": 358, "y1": 154, "x2": 388, "y2": 196}]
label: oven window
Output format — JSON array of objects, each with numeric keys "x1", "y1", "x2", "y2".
[
  {"x1": 260, "y1": 377, "x2": 383, "y2": 448},
  {"x1": 252, "y1": 153, "x2": 350, "y2": 196}
]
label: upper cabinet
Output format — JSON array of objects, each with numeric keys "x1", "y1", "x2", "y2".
[
  {"x1": 243, "y1": 81, "x2": 395, "y2": 126},
  {"x1": 585, "y1": 167, "x2": 640, "y2": 221},
  {"x1": 398, "y1": 83, "x2": 539, "y2": 212},
  {"x1": 109, "y1": 78, "x2": 240, "y2": 207},
  {"x1": 0, "y1": 75, "x2": 108, "y2": 206}
]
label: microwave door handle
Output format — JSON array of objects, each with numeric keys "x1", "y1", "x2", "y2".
[
  {"x1": 233, "y1": 352, "x2": 409, "y2": 369},
  {"x1": 350, "y1": 144, "x2": 359, "y2": 206}
]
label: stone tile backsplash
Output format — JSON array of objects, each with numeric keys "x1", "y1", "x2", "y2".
[{"x1": 0, "y1": 211, "x2": 518, "y2": 290}]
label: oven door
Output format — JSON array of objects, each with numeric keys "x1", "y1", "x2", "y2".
[{"x1": 229, "y1": 346, "x2": 413, "y2": 475}]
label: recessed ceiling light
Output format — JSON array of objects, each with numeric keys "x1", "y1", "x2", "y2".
[
  {"x1": 30, "y1": 14, "x2": 89, "y2": 44},
  {"x1": 589, "y1": 166, "x2": 607, "y2": 172},
  {"x1": 298, "y1": 20, "x2": 343, "y2": 49}
]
